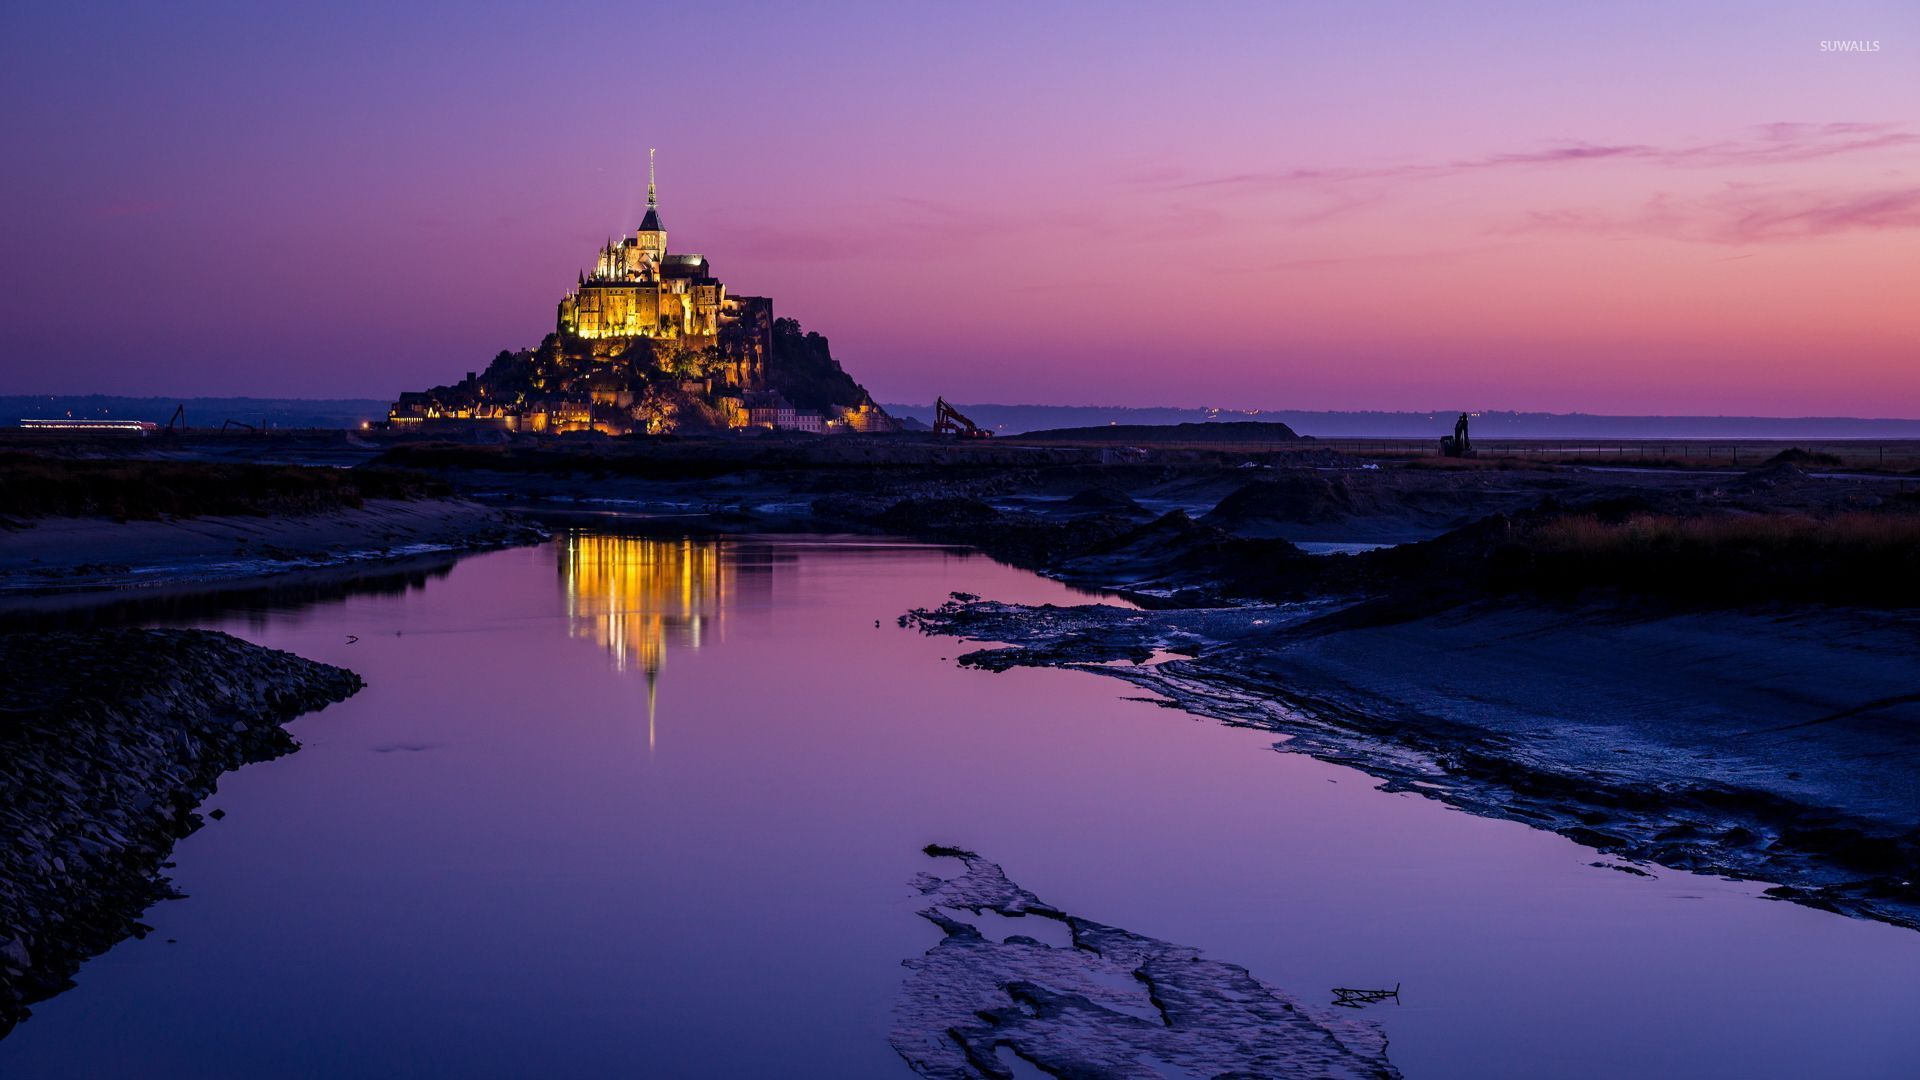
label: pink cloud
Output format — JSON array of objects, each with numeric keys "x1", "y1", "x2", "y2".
[
  {"x1": 1518, "y1": 186, "x2": 1920, "y2": 244},
  {"x1": 1255, "y1": 243, "x2": 1517, "y2": 272},
  {"x1": 1152, "y1": 122, "x2": 1920, "y2": 195},
  {"x1": 1461, "y1": 144, "x2": 1654, "y2": 167}
]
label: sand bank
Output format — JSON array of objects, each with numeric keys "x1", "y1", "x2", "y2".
[{"x1": 0, "y1": 498, "x2": 544, "y2": 602}]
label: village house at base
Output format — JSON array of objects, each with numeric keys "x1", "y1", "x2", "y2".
[{"x1": 387, "y1": 153, "x2": 895, "y2": 436}]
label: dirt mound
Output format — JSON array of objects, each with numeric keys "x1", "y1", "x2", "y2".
[
  {"x1": 873, "y1": 496, "x2": 1002, "y2": 533},
  {"x1": 1062, "y1": 486, "x2": 1149, "y2": 516},
  {"x1": 1257, "y1": 447, "x2": 1366, "y2": 468},
  {"x1": 1764, "y1": 447, "x2": 1843, "y2": 468},
  {"x1": 1733, "y1": 462, "x2": 1810, "y2": 492},
  {"x1": 1201, "y1": 474, "x2": 1363, "y2": 529}
]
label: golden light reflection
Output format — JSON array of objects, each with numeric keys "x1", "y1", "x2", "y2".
[{"x1": 560, "y1": 532, "x2": 733, "y2": 749}]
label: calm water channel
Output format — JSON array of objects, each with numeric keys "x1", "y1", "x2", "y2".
[{"x1": 4, "y1": 527, "x2": 1918, "y2": 1078}]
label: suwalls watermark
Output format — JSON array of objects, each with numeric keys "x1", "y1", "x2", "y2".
[{"x1": 1819, "y1": 40, "x2": 1882, "y2": 52}]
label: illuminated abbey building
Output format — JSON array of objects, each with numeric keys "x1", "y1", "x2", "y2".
[
  {"x1": 387, "y1": 151, "x2": 895, "y2": 436},
  {"x1": 559, "y1": 154, "x2": 750, "y2": 349}
]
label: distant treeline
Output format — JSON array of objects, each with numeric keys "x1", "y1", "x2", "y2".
[
  {"x1": 883, "y1": 403, "x2": 1920, "y2": 439},
  {"x1": 2, "y1": 396, "x2": 391, "y2": 430},
  {"x1": 1015, "y1": 421, "x2": 1301, "y2": 443}
]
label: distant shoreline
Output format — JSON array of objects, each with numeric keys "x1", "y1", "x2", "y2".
[
  {"x1": 11, "y1": 395, "x2": 1920, "y2": 439},
  {"x1": 881, "y1": 403, "x2": 1920, "y2": 439}
]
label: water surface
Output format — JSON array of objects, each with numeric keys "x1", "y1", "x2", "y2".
[{"x1": 4, "y1": 529, "x2": 1918, "y2": 1078}]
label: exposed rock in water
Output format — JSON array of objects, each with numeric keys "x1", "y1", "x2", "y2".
[
  {"x1": 894, "y1": 845, "x2": 1400, "y2": 1079},
  {"x1": 0, "y1": 629, "x2": 362, "y2": 1037}
]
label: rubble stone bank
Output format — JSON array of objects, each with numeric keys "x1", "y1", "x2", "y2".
[{"x1": 0, "y1": 629, "x2": 361, "y2": 1035}]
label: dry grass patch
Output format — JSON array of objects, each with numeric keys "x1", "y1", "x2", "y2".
[
  {"x1": 1533, "y1": 511, "x2": 1920, "y2": 554},
  {"x1": 1497, "y1": 511, "x2": 1920, "y2": 605},
  {"x1": 0, "y1": 455, "x2": 448, "y2": 523}
]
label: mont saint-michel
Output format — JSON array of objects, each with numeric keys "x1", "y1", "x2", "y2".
[
  {"x1": 386, "y1": 153, "x2": 896, "y2": 436},
  {"x1": 10, "y1": 6, "x2": 1920, "y2": 1078}
]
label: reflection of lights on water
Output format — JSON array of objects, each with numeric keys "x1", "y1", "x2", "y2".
[{"x1": 560, "y1": 533, "x2": 731, "y2": 750}]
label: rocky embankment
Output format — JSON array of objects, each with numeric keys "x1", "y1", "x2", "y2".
[{"x1": 0, "y1": 630, "x2": 362, "y2": 1035}]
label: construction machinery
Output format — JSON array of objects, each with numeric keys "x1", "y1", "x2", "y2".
[
  {"x1": 932, "y1": 397, "x2": 991, "y2": 439},
  {"x1": 1332, "y1": 984, "x2": 1401, "y2": 1009},
  {"x1": 163, "y1": 404, "x2": 187, "y2": 435},
  {"x1": 1439, "y1": 412, "x2": 1474, "y2": 457},
  {"x1": 221, "y1": 418, "x2": 260, "y2": 434}
]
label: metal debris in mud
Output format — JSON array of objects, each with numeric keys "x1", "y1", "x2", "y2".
[
  {"x1": 1332, "y1": 985, "x2": 1402, "y2": 1009},
  {"x1": 893, "y1": 844, "x2": 1401, "y2": 1079}
]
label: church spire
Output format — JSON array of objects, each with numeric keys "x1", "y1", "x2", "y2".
[{"x1": 638, "y1": 148, "x2": 664, "y2": 234}]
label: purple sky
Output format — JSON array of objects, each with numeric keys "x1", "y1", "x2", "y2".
[{"x1": 2, "y1": 2, "x2": 1916, "y2": 413}]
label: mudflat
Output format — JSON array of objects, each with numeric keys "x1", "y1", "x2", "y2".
[
  {"x1": 906, "y1": 596, "x2": 1920, "y2": 929},
  {"x1": 12, "y1": 435, "x2": 1920, "y2": 934}
]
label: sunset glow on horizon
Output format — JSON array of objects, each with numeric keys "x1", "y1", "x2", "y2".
[{"x1": 2, "y1": 1, "x2": 1916, "y2": 415}]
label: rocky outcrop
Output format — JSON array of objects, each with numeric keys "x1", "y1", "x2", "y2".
[
  {"x1": 765, "y1": 317, "x2": 872, "y2": 414},
  {"x1": 0, "y1": 630, "x2": 362, "y2": 1036},
  {"x1": 894, "y1": 845, "x2": 1399, "y2": 1078},
  {"x1": 387, "y1": 314, "x2": 889, "y2": 434}
]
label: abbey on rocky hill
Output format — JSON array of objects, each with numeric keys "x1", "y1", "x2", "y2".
[{"x1": 388, "y1": 152, "x2": 894, "y2": 436}]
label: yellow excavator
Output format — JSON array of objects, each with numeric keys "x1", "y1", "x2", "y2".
[{"x1": 932, "y1": 397, "x2": 991, "y2": 439}]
